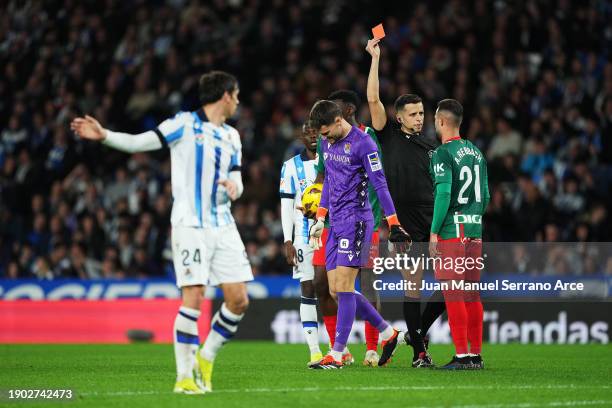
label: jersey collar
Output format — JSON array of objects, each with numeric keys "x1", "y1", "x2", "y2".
[
  {"x1": 404, "y1": 132, "x2": 419, "y2": 141},
  {"x1": 300, "y1": 149, "x2": 314, "y2": 162},
  {"x1": 196, "y1": 108, "x2": 208, "y2": 123},
  {"x1": 444, "y1": 136, "x2": 462, "y2": 144}
]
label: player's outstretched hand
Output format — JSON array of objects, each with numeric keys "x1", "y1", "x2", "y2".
[
  {"x1": 70, "y1": 115, "x2": 106, "y2": 141},
  {"x1": 308, "y1": 219, "x2": 325, "y2": 250},
  {"x1": 389, "y1": 224, "x2": 412, "y2": 253},
  {"x1": 365, "y1": 38, "x2": 381, "y2": 58},
  {"x1": 218, "y1": 179, "x2": 238, "y2": 200},
  {"x1": 284, "y1": 241, "x2": 297, "y2": 266}
]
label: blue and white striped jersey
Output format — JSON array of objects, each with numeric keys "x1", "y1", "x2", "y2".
[
  {"x1": 154, "y1": 109, "x2": 242, "y2": 229},
  {"x1": 279, "y1": 152, "x2": 317, "y2": 244}
]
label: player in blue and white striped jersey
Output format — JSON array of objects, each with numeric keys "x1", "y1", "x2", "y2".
[
  {"x1": 280, "y1": 120, "x2": 322, "y2": 366},
  {"x1": 71, "y1": 71, "x2": 252, "y2": 395}
]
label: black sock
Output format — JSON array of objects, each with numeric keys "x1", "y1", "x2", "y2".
[
  {"x1": 403, "y1": 300, "x2": 425, "y2": 356},
  {"x1": 421, "y1": 290, "x2": 446, "y2": 335}
]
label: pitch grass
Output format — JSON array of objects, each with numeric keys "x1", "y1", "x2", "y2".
[{"x1": 0, "y1": 343, "x2": 610, "y2": 408}]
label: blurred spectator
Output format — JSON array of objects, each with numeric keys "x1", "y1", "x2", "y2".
[
  {"x1": 554, "y1": 176, "x2": 585, "y2": 216},
  {"x1": 521, "y1": 137, "x2": 554, "y2": 182},
  {"x1": 487, "y1": 119, "x2": 523, "y2": 160},
  {"x1": 1, "y1": 115, "x2": 27, "y2": 154}
]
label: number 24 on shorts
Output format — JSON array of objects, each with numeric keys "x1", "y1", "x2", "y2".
[{"x1": 181, "y1": 249, "x2": 202, "y2": 266}]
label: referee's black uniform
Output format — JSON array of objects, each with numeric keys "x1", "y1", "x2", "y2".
[
  {"x1": 375, "y1": 119, "x2": 443, "y2": 363},
  {"x1": 376, "y1": 121, "x2": 439, "y2": 241}
]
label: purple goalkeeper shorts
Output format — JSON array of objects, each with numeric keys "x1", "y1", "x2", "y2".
[{"x1": 325, "y1": 219, "x2": 374, "y2": 271}]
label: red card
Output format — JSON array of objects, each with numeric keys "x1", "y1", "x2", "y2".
[{"x1": 372, "y1": 23, "x2": 385, "y2": 39}]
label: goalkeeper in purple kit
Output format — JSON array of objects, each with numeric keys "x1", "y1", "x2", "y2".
[{"x1": 307, "y1": 100, "x2": 412, "y2": 369}]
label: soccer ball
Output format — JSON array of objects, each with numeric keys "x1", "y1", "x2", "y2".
[{"x1": 301, "y1": 183, "x2": 323, "y2": 216}]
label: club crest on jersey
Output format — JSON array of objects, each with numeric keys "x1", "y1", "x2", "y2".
[
  {"x1": 299, "y1": 179, "x2": 308, "y2": 190},
  {"x1": 344, "y1": 143, "x2": 351, "y2": 154},
  {"x1": 368, "y1": 152, "x2": 382, "y2": 171},
  {"x1": 194, "y1": 132, "x2": 205, "y2": 145}
]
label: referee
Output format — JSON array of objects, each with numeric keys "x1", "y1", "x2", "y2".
[{"x1": 365, "y1": 37, "x2": 445, "y2": 367}]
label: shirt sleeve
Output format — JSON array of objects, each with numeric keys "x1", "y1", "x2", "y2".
[
  {"x1": 316, "y1": 137, "x2": 325, "y2": 174},
  {"x1": 430, "y1": 148, "x2": 453, "y2": 234},
  {"x1": 319, "y1": 173, "x2": 330, "y2": 211},
  {"x1": 281, "y1": 197, "x2": 295, "y2": 242},
  {"x1": 279, "y1": 161, "x2": 296, "y2": 199},
  {"x1": 431, "y1": 148, "x2": 453, "y2": 187},
  {"x1": 103, "y1": 130, "x2": 162, "y2": 153},
  {"x1": 373, "y1": 121, "x2": 392, "y2": 142},
  {"x1": 153, "y1": 112, "x2": 187, "y2": 149},
  {"x1": 360, "y1": 136, "x2": 396, "y2": 217},
  {"x1": 482, "y1": 158, "x2": 490, "y2": 212}
]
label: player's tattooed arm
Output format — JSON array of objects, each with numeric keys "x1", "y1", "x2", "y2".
[
  {"x1": 366, "y1": 38, "x2": 387, "y2": 131},
  {"x1": 429, "y1": 233, "x2": 441, "y2": 258}
]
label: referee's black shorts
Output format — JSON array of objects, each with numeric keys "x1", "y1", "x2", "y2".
[{"x1": 396, "y1": 204, "x2": 433, "y2": 243}]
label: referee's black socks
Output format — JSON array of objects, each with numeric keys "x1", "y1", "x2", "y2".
[
  {"x1": 403, "y1": 299, "x2": 426, "y2": 358},
  {"x1": 421, "y1": 290, "x2": 446, "y2": 335}
]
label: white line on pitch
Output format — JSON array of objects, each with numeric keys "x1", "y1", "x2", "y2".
[
  {"x1": 79, "y1": 384, "x2": 610, "y2": 397},
  {"x1": 414, "y1": 401, "x2": 612, "y2": 408}
]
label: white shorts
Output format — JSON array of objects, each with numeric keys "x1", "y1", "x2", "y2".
[
  {"x1": 172, "y1": 224, "x2": 253, "y2": 288},
  {"x1": 292, "y1": 242, "x2": 314, "y2": 282}
]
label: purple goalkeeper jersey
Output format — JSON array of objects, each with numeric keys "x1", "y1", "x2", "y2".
[{"x1": 319, "y1": 126, "x2": 396, "y2": 225}]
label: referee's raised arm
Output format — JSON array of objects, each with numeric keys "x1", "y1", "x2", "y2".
[{"x1": 365, "y1": 38, "x2": 387, "y2": 132}]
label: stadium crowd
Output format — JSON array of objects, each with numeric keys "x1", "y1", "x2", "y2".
[{"x1": 1, "y1": 0, "x2": 611, "y2": 279}]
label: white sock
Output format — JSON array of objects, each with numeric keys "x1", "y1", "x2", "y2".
[
  {"x1": 300, "y1": 297, "x2": 321, "y2": 355},
  {"x1": 330, "y1": 349, "x2": 343, "y2": 361},
  {"x1": 457, "y1": 353, "x2": 469, "y2": 358},
  {"x1": 173, "y1": 306, "x2": 201, "y2": 381},
  {"x1": 201, "y1": 303, "x2": 243, "y2": 362},
  {"x1": 343, "y1": 346, "x2": 350, "y2": 354},
  {"x1": 380, "y1": 325, "x2": 395, "y2": 341}
]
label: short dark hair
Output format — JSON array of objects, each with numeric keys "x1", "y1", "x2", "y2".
[
  {"x1": 199, "y1": 71, "x2": 238, "y2": 105},
  {"x1": 309, "y1": 100, "x2": 342, "y2": 129},
  {"x1": 302, "y1": 119, "x2": 315, "y2": 133},
  {"x1": 328, "y1": 89, "x2": 360, "y2": 110},
  {"x1": 437, "y1": 98, "x2": 463, "y2": 126},
  {"x1": 394, "y1": 94, "x2": 422, "y2": 112}
]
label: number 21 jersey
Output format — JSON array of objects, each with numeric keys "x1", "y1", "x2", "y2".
[{"x1": 429, "y1": 138, "x2": 490, "y2": 239}]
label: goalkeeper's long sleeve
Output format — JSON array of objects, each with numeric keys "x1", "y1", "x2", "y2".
[
  {"x1": 360, "y1": 140, "x2": 396, "y2": 218},
  {"x1": 280, "y1": 198, "x2": 295, "y2": 242},
  {"x1": 103, "y1": 130, "x2": 163, "y2": 153},
  {"x1": 430, "y1": 182, "x2": 451, "y2": 235},
  {"x1": 319, "y1": 176, "x2": 330, "y2": 215}
]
